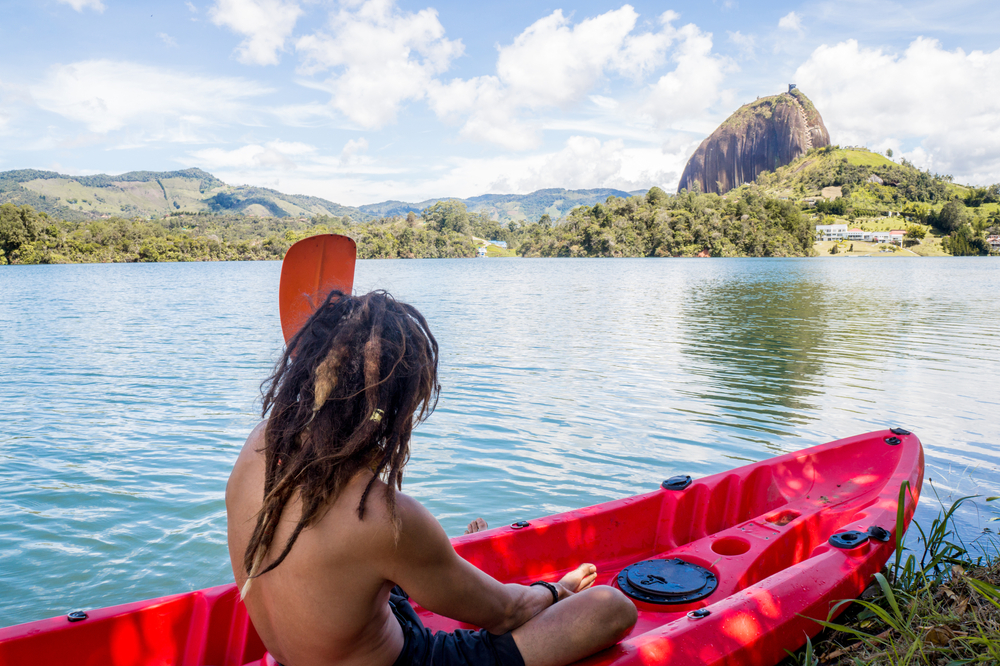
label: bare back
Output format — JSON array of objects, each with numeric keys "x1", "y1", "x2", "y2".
[
  {"x1": 227, "y1": 423, "x2": 637, "y2": 666},
  {"x1": 226, "y1": 422, "x2": 405, "y2": 666}
]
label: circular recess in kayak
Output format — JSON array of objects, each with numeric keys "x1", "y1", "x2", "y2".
[
  {"x1": 617, "y1": 559, "x2": 718, "y2": 604},
  {"x1": 711, "y1": 536, "x2": 751, "y2": 556}
]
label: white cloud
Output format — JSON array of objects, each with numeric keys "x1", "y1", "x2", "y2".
[
  {"x1": 795, "y1": 37, "x2": 1000, "y2": 184},
  {"x1": 159, "y1": 33, "x2": 178, "y2": 48},
  {"x1": 484, "y1": 136, "x2": 677, "y2": 194},
  {"x1": 176, "y1": 133, "x2": 691, "y2": 207},
  {"x1": 30, "y1": 60, "x2": 273, "y2": 136},
  {"x1": 190, "y1": 139, "x2": 315, "y2": 170},
  {"x1": 641, "y1": 22, "x2": 736, "y2": 127},
  {"x1": 778, "y1": 11, "x2": 803, "y2": 32},
  {"x1": 186, "y1": 2, "x2": 198, "y2": 12},
  {"x1": 210, "y1": 0, "x2": 302, "y2": 66},
  {"x1": 426, "y1": 9, "x2": 733, "y2": 148},
  {"x1": 427, "y1": 8, "x2": 688, "y2": 149},
  {"x1": 493, "y1": 7, "x2": 669, "y2": 108},
  {"x1": 58, "y1": 0, "x2": 105, "y2": 12},
  {"x1": 589, "y1": 95, "x2": 619, "y2": 110},
  {"x1": 295, "y1": 0, "x2": 463, "y2": 129},
  {"x1": 339, "y1": 137, "x2": 368, "y2": 165}
]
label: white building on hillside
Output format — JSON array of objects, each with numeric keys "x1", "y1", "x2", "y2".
[
  {"x1": 816, "y1": 224, "x2": 902, "y2": 245},
  {"x1": 816, "y1": 224, "x2": 848, "y2": 241}
]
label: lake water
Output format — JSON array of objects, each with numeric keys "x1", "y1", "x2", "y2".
[{"x1": 1, "y1": 257, "x2": 998, "y2": 627}]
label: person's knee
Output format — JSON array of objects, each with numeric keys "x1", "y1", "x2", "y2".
[{"x1": 584, "y1": 586, "x2": 637, "y2": 636}]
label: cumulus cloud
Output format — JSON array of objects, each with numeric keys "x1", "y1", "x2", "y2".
[
  {"x1": 484, "y1": 136, "x2": 678, "y2": 193},
  {"x1": 30, "y1": 60, "x2": 273, "y2": 136},
  {"x1": 210, "y1": 0, "x2": 302, "y2": 66},
  {"x1": 295, "y1": 0, "x2": 462, "y2": 129},
  {"x1": 493, "y1": 7, "x2": 670, "y2": 108},
  {"x1": 641, "y1": 22, "x2": 736, "y2": 127},
  {"x1": 58, "y1": 0, "x2": 105, "y2": 12},
  {"x1": 427, "y1": 8, "x2": 733, "y2": 148},
  {"x1": 159, "y1": 33, "x2": 178, "y2": 47},
  {"x1": 795, "y1": 37, "x2": 1000, "y2": 183},
  {"x1": 778, "y1": 12, "x2": 803, "y2": 32},
  {"x1": 190, "y1": 139, "x2": 315, "y2": 170}
]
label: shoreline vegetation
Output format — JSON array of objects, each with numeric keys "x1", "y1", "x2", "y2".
[
  {"x1": 1, "y1": 147, "x2": 997, "y2": 265},
  {"x1": 784, "y1": 493, "x2": 999, "y2": 666}
]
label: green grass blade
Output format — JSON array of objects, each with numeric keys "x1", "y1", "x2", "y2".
[
  {"x1": 967, "y1": 577, "x2": 1000, "y2": 610},
  {"x1": 894, "y1": 481, "x2": 909, "y2": 575},
  {"x1": 874, "y1": 572, "x2": 904, "y2": 624}
]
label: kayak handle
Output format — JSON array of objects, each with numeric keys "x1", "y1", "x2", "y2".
[{"x1": 662, "y1": 475, "x2": 693, "y2": 491}]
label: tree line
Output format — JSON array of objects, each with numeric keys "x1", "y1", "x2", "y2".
[{"x1": 2, "y1": 181, "x2": 996, "y2": 265}]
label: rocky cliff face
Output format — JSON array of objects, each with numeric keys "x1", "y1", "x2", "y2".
[{"x1": 677, "y1": 89, "x2": 831, "y2": 195}]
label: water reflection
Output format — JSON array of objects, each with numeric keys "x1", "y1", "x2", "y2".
[{"x1": 679, "y1": 270, "x2": 830, "y2": 449}]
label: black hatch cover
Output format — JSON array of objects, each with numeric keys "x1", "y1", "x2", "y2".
[{"x1": 617, "y1": 559, "x2": 718, "y2": 604}]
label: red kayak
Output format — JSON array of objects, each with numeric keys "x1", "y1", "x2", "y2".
[{"x1": 0, "y1": 429, "x2": 922, "y2": 666}]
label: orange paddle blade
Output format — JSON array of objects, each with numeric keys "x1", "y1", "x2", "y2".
[{"x1": 279, "y1": 234, "x2": 357, "y2": 343}]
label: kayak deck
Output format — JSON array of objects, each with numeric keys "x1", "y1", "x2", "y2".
[
  {"x1": 421, "y1": 429, "x2": 923, "y2": 664},
  {"x1": 0, "y1": 429, "x2": 922, "y2": 666}
]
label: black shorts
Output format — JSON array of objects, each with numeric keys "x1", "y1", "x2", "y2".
[{"x1": 390, "y1": 590, "x2": 526, "y2": 666}]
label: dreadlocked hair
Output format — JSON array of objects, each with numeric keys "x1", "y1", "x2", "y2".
[{"x1": 240, "y1": 290, "x2": 439, "y2": 599}]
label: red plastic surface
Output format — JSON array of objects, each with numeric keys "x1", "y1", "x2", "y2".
[
  {"x1": 278, "y1": 234, "x2": 356, "y2": 344},
  {"x1": 0, "y1": 430, "x2": 922, "y2": 666}
]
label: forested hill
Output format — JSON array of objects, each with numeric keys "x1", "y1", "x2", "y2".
[{"x1": 0, "y1": 168, "x2": 637, "y2": 224}]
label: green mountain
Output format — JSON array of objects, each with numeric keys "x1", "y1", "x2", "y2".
[
  {"x1": 0, "y1": 168, "x2": 641, "y2": 224},
  {"x1": 0, "y1": 168, "x2": 359, "y2": 220}
]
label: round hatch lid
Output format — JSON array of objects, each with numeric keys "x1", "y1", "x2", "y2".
[{"x1": 617, "y1": 559, "x2": 718, "y2": 604}]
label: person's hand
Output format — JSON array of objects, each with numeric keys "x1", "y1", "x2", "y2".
[
  {"x1": 556, "y1": 563, "x2": 598, "y2": 599},
  {"x1": 463, "y1": 517, "x2": 488, "y2": 535}
]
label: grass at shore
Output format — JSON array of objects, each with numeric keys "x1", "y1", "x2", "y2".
[
  {"x1": 485, "y1": 244, "x2": 517, "y2": 257},
  {"x1": 814, "y1": 240, "x2": 919, "y2": 257},
  {"x1": 783, "y1": 494, "x2": 999, "y2": 665}
]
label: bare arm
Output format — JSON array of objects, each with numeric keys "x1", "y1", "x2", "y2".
[{"x1": 380, "y1": 493, "x2": 593, "y2": 634}]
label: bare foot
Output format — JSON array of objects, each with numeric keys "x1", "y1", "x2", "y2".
[
  {"x1": 557, "y1": 563, "x2": 598, "y2": 595},
  {"x1": 464, "y1": 517, "x2": 488, "y2": 535}
]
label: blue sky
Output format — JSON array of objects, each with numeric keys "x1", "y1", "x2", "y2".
[{"x1": 2, "y1": 0, "x2": 999, "y2": 206}]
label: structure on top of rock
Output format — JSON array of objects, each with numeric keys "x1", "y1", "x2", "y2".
[{"x1": 677, "y1": 88, "x2": 831, "y2": 195}]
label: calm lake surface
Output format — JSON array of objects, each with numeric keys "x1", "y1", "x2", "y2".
[{"x1": 1, "y1": 257, "x2": 998, "y2": 627}]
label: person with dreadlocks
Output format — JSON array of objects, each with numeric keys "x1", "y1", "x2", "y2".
[{"x1": 226, "y1": 290, "x2": 637, "y2": 666}]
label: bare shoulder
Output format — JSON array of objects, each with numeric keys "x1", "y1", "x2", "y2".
[
  {"x1": 226, "y1": 421, "x2": 267, "y2": 503},
  {"x1": 385, "y1": 487, "x2": 455, "y2": 567}
]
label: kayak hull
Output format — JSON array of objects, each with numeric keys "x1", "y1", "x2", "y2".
[{"x1": 0, "y1": 429, "x2": 923, "y2": 666}]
